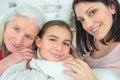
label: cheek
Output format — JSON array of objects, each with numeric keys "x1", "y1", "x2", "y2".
[
  {"x1": 24, "y1": 40, "x2": 34, "y2": 48},
  {"x1": 95, "y1": 14, "x2": 104, "y2": 21},
  {"x1": 4, "y1": 31, "x2": 13, "y2": 41},
  {"x1": 39, "y1": 42, "x2": 50, "y2": 53},
  {"x1": 40, "y1": 52, "x2": 46, "y2": 57},
  {"x1": 39, "y1": 48, "x2": 50, "y2": 60},
  {"x1": 63, "y1": 47, "x2": 70, "y2": 54}
]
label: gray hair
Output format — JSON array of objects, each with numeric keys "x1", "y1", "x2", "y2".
[{"x1": 0, "y1": 5, "x2": 45, "y2": 56}]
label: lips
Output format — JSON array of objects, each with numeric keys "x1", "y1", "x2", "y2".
[
  {"x1": 91, "y1": 26, "x2": 100, "y2": 33},
  {"x1": 90, "y1": 24, "x2": 102, "y2": 35},
  {"x1": 92, "y1": 27, "x2": 99, "y2": 32},
  {"x1": 51, "y1": 52, "x2": 61, "y2": 58}
]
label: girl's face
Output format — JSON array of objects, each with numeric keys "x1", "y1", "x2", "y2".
[
  {"x1": 4, "y1": 16, "x2": 39, "y2": 52},
  {"x1": 36, "y1": 25, "x2": 72, "y2": 62},
  {"x1": 75, "y1": 2, "x2": 115, "y2": 40}
]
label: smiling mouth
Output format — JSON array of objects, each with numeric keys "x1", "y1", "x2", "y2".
[
  {"x1": 91, "y1": 24, "x2": 101, "y2": 34},
  {"x1": 92, "y1": 26, "x2": 99, "y2": 33},
  {"x1": 51, "y1": 53, "x2": 61, "y2": 58}
]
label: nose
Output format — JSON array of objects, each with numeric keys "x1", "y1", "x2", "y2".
[
  {"x1": 84, "y1": 18, "x2": 94, "y2": 29},
  {"x1": 15, "y1": 34, "x2": 24, "y2": 46},
  {"x1": 55, "y1": 42, "x2": 62, "y2": 52}
]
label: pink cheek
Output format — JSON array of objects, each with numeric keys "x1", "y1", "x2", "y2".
[
  {"x1": 65, "y1": 49, "x2": 70, "y2": 53},
  {"x1": 95, "y1": 14, "x2": 104, "y2": 21}
]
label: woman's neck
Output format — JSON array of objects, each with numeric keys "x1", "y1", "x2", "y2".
[{"x1": 90, "y1": 40, "x2": 119, "y2": 59}]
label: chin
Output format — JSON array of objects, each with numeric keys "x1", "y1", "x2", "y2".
[
  {"x1": 95, "y1": 35, "x2": 105, "y2": 40},
  {"x1": 48, "y1": 59, "x2": 59, "y2": 62}
]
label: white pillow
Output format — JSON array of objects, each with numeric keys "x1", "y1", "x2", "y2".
[{"x1": 92, "y1": 68, "x2": 120, "y2": 80}]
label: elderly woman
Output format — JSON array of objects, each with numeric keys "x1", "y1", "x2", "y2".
[{"x1": 0, "y1": 5, "x2": 44, "y2": 75}]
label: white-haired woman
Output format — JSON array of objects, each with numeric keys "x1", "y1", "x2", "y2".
[{"x1": 0, "y1": 5, "x2": 44, "y2": 75}]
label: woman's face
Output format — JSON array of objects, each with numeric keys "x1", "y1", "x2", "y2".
[
  {"x1": 36, "y1": 25, "x2": 72, "y2": 62},
  {"x1": 4, "y1": 16, "x2": 40, "y2": 52},
  {"x1": 75, "y1": 2, "x2": 115, "y2": 40}
]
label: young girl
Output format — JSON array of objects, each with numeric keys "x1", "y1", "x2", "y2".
[{"x1": 0, "y1": 20, "x2": 74, "y2": 80}]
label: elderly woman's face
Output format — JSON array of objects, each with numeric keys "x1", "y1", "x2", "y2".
[{"x1": 4, "y1": 16, "x2": 40, "y2": 52}]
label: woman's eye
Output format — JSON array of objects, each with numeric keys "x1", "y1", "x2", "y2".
[
  {"x1": 89, "y1": 9, "x2": 97, "y2": 16},
  {"x1": 25, "y1": 35, "x2": 32, "y2": 40},
  {"x1": 13, "y1": 27, "x2": 19, "y2": 33},
  {"x1": 79, "y1": 18, "x2": 85, "y2": 23}
]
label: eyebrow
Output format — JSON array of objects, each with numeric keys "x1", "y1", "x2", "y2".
[
  {"x1": 77, "y1": 5, "x2": 96, "y2": 19},
  {"x1": 86, "y1": 5, "x2": 95, "y2": 14},
  {"x1": 48, "y1": 35, "x2": 72, "y2": 43}
]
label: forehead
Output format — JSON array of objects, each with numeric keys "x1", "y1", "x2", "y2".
[
  {"x1": 8, "y1": 16, "x2": 40, "y2": 36},
  {"x1": 44, "y1": 25, "x2": 72, "y2": 40},
  {"x1": 75, "y1": 2, "x2": 103, "y2": 15},
  {"x1": 11, "y1": 16, "x2": 36, "y2": 26}
]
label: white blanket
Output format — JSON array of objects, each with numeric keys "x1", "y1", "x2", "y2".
[
  {"x1": 0, "y1": 60, "x2": 54, "y2": 80},
  {"x1": 30, "y1": 58, "x2": 74, "y2": 80},
  {"x1": 1, "y1": 60, "x2": 119, "y2": 80}
]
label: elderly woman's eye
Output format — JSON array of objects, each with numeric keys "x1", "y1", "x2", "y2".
[
  {"x1": 25, "y1": 35, "x2": 33, "y2": 40},
  {"x1": 13, "y1": 27, "x2": 19, "y2": 33}
]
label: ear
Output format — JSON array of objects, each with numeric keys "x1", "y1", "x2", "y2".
[
  {"x1": 35, "y1": 36, "x2": 42, "y2": 48},
  {"x1": 109, "y1": 3, "x2": 116, "y2": 14}
]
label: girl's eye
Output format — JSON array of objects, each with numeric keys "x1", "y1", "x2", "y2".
[
  {"x1": 89, "y1": 9, "x2": 97, "y2": 16},
  {"x1": 49, "y1": 38, "x2": 56, "y2": 42},
  {"x1": 25, "y1": 35, "x2": 33, "y2": 40},
  {"x1": 13, "y1": 27, "x2": 19, "y2": 33},
  {"x1": 63, "y1": 42, "x2": 70, "y2": 47}
]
